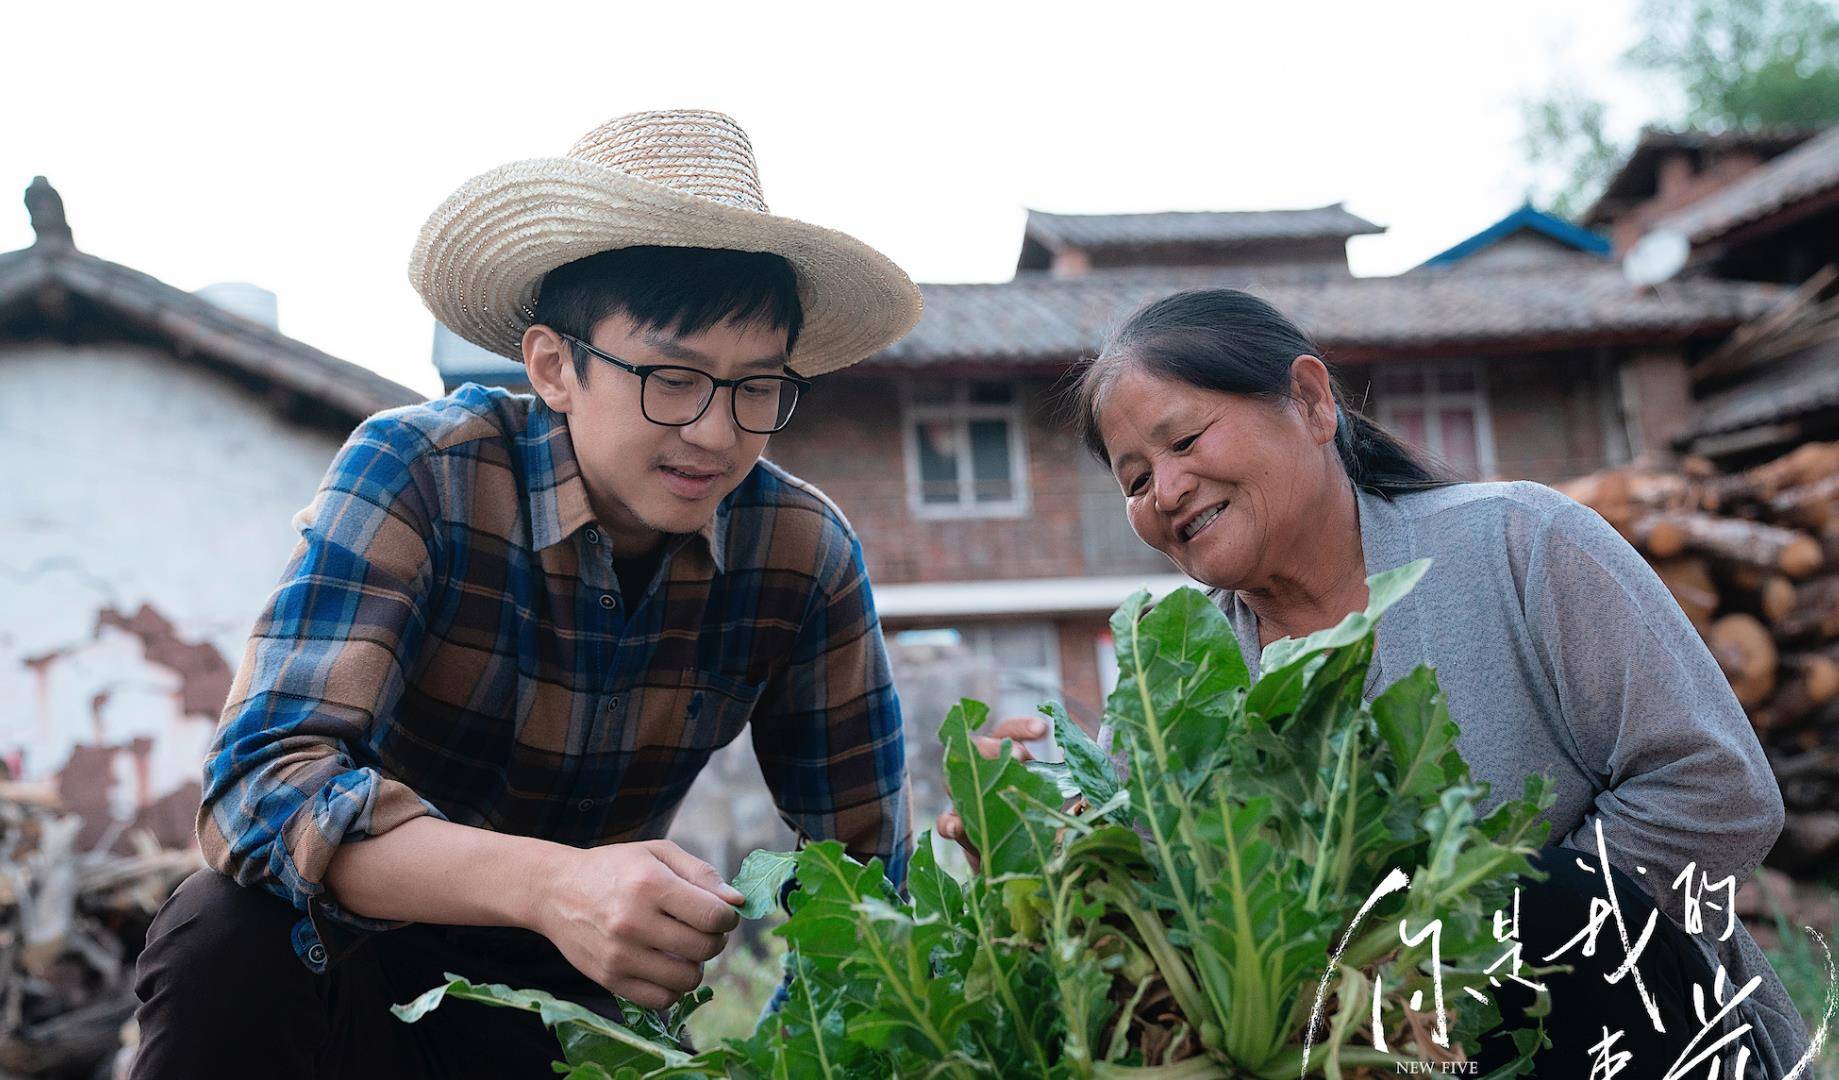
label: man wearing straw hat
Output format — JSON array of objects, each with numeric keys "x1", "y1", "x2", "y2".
[{"x1": 129, "y1": 110, "x2": 921, "y2": 1077}]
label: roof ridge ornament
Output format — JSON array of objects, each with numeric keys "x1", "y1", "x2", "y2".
[{"x1": 26, "y1": 176, "x2": 73, "y2": 249}]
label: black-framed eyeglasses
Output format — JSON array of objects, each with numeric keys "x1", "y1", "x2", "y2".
[{"x1": 561, "y1": 334, "x2": 811, "y2": 434}]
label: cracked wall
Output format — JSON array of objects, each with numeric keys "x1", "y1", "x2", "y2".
[{"x1": 0, "y1": 343, "x2": 345, "y2": 850}]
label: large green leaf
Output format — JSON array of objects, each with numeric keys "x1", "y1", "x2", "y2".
[
  {"x1": 1042, "y1": 700, "x2": 1122, "y2": 809},
  {"x1": 1258, "y1": 559, "x2": 1430, "y2": 675},
  {"x1": 1107, "y1": 587, "x2": 1249, "y2": 779},
  {"x1": 391, "y1": 974, "x2": 688, "y2": 1072},
  {"x1": 939, "y1": 698, "x2": 1066, "y2": 880},
  {"x1": 731, "y1": 849, "x2": 799, "y2": 919}
]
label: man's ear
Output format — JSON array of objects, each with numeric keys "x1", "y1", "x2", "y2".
[
  {"x1": 1288, "y1": 354, "x2": 1338, "y2": 448},
  {"x1": 524, "y1": 325, "x2": 575, "y2": 413}
]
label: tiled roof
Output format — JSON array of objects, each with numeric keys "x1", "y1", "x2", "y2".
[
  {"x1": 1655, "y1": 124, "x2": 1839, "y2": 244},
  {"x1": 1, "y1": 179, "x2": 421, "y2": 425},
  {"x1": 870, "y1": 264, "x2": 1783, "y2": 366},
  {"x1": 1685, "y1": 341, "x2": 1839, "y2": 439},
  {"x1": 1583, "y1": 126, "x2": 1819, "y2": 226},
  {"x1": 1023, "y1": 205, "x2": 1384, "y2": 251}
]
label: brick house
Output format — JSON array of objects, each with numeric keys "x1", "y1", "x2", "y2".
[
  {"x1": 1583, "y1": 126, "x2": 1820, "y2": 259},
  {"x1": 1589, "y1": 125, "x2": 1839, "y2": 464},
  {"x1": 437, "y1": 203, "x2": 1781, "y2": 775}
]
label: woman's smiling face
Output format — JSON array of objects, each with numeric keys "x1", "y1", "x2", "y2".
[{"x1": 1097, "y1": 363, "x2": 1327, "y2": 590}]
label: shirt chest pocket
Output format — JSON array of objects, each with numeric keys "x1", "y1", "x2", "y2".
[{"x1": 622, "y1": 670, "x2": 763, "y2": 752}]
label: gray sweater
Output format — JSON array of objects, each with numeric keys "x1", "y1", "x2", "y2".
[{"x1": 1213, "y1": 480, "x2": 1809, "y2": 1077}]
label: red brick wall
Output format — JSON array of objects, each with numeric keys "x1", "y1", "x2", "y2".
[
  {"x1": 1619, "y1": 349, "x2": 1695, "y2": 465},
  {"x1": 1481, "y1": 352, "x2": 1624, "y2": 483},
  {"x1": 1608, "y1": 150, "x2": 1773, "y2": 255},
  {"x1": 1055, "y1": 617, "x2": 1111, "y2": 734},
  {"x1": 1348, "y1": 351, "x2": 1658, "y2": 485},
  {"x1": 767, "y1": 374, "x2": 1094, "y2": 585}
]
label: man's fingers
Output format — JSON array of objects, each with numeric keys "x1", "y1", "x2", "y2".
[
  {"x1": 621, "y1": 947, "x2": 704, "y2": 997},
  {"x1": 609, "y1": 976, "x2": 688, "y2": 1013},
  {"x1": 647, "y1": 919, "x2": 729, "y2": 964},
  {"x1": 656, "y1": 874, "x2": 744, "y2": 934},
  {"x1": 649, "y1": 841, "x2": 746, "y2": 907}
]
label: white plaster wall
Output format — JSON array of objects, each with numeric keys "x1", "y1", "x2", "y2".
[{"x1": 0, "y1": 344, "x2": 347, "y2": 830}]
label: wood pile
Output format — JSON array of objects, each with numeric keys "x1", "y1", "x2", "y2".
[
  {"x1": 0, "y1": 781, "x2": 199, "y2": 1079},
  {"x1": 1558, "y1": 442, "x2": 1839, "y2": 875}
]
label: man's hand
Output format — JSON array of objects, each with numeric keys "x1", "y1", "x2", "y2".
[
  {"x1": 534, "y1": 839, "x2": 745, "y2": 1010},
  {"x1": 934, "y1": 715, "x2": 1047, "y2": 873}
]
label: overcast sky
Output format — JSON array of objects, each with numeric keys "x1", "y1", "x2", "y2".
[{"x1": 5, "y1": 0, "x2": 1665, "y2": 397}]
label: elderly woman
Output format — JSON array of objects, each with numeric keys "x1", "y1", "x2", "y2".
[{"x1": 940, "y1": 289, "x2": 1810, "y2": 1076}]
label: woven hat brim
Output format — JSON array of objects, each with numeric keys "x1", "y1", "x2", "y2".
[{"x1": 409, "y1": 157, "x2": 923, "y2": 377}]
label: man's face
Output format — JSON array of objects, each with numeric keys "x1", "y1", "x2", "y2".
[{"x1": 526, "y1": 312, "x2": 788, "y2": 554}]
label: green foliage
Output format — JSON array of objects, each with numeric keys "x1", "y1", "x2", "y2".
[
  {"x1": 730, "y1": 849, "x2": 798, "y2": 920},
  {"x1": 1521, "y1": 0, "x2": 1839, "y2": 216},
  {"x1": 399, "y1": 560, "x2": 1555, "y2": 1077},
  {"x1": 1758, "y1": 888, "x2": 1839, "y2": 1078},
  {"x1": 1627, "y1": 0, "x2": 1839, "y2": 129}
]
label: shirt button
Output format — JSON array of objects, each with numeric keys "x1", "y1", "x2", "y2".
[
  {"x1": 599, "y1": 593, "x2": 616, "y2": 610},
  {"x1": 607, "y1": 696, "x2": 622, "y2": 712},
  {"x1": 577, "y1": 798, "x2": 594, "y2": 811},
  {"x1": 585, "y1": 528, "x2": 600, "y2": 545},
  {"x1": 307, "y1": 944, "x2": 328, "y2": 965}
]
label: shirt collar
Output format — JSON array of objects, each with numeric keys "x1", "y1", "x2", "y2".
[{"x1": 521, "y1": 399, "x2": 728, "y2": 572}]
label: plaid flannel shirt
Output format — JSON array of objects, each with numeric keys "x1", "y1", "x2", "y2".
[{"x1": 198, "y1": 383, "x2": 911, "y2": 971}]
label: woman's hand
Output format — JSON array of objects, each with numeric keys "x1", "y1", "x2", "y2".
[{"x1": 934, "y1": 715, "x2": 1048, "y2": 872}]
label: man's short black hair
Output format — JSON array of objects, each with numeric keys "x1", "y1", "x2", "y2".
[{"x1": 531, "y1": 246, "x2": 804, "y2": 382}]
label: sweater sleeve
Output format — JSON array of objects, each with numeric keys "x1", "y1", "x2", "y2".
[{"x1": 1526, "y1": 499, "x2": 1784, "y2": 925}]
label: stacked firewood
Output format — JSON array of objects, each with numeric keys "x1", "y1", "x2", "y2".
[
  {"x1": 1559, "y1": 442, "x2": 1839, "y2": 874},
  {"x1": 0, "y1": 782, "x2": 199, "y2": 1079}
]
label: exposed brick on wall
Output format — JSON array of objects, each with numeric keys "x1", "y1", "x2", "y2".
[
  {"x1": 1054, "y1": 617, "x2": 1111, "y2": 735},
  {"x1": 768, "y1": 374, "x2": 1096, "y2": 585},
  {"x1": 1608, "y1": 151, "x2": 1772, "y2": 255},
  {"x1": 1619, "y1": 349, "x2": 1695, "y2": 464},
  {"x1": 1481, "y1": 353, "x2": 1622, "y2": 484}
]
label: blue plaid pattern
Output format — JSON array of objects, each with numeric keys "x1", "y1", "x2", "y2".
[{"x1": 198, "y1": 383, "x2": 910, "y2": 970}]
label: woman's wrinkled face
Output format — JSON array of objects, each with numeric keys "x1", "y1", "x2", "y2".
[{"x1": 1096, "y1": 364, "x2": 1324, "y2": 590}]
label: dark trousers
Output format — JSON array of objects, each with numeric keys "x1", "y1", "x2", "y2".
[
  {"x1": 130, "y1": 869, "x2": 624, "y2": 1080},
  {"x1": 1473, "y1": 846, "x2": 1756, "y2": 1079}
]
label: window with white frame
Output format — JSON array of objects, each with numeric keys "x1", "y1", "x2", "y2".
[
  {"x1": 1374, "y1": 362, "x2": 1496, "y2": 479},
  {"x1": 902, "y1": 380, "x2": 1030, "y2": 517}
]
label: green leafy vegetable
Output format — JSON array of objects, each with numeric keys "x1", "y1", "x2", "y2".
[
  {"x1": 401, "y1": 559, "x2": 1556, "y2": 1077},
  {"x1": 730, "y1": 848, "x2": 798, "y2": 919}
]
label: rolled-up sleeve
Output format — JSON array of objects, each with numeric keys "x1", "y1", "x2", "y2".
[
  {"x1": 751, "y1": 533, "x2": 912, "y2": 890},
  {"x1": 196, "y1": 417, "x2": 448, "y2": 966},
  {"x1": 1528, "y1": 501, "x2": 1784, "y2": 922}
]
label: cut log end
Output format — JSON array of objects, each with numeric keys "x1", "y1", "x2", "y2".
[{"x1": 1712, "y1": 614, "x2": 1779, "y2": 708}]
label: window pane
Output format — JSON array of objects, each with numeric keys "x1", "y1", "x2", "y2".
[
  {"x1": 968, "y1": 419, "x2": 1015, "y2": 502},
  {"x1": 1392, "y1": 408, "x2": 1427, "y2": 450},
  {"x1": 1439, "y1": 409, "x2": 1479, "y2": 476},
  {"x1": 969, "y1": 381, "x2": 1015, "y2": 405},
  {"x1": 909, "y1": 380, "x2": 953, "y2": 405},
  {"x1": 1437, "y1": 366, "x2": 1476, "y2": 393},
  {"x1": 916, "y1": 419, "x2": 961, "y2": 504},
  {"x1": 1383, "y1": 369, "x2": 1425, "y2": 395}
]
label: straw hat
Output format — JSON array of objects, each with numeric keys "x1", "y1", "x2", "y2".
[{"x1": 409, "y1": 109, "x2": 922, "y2": 377}]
